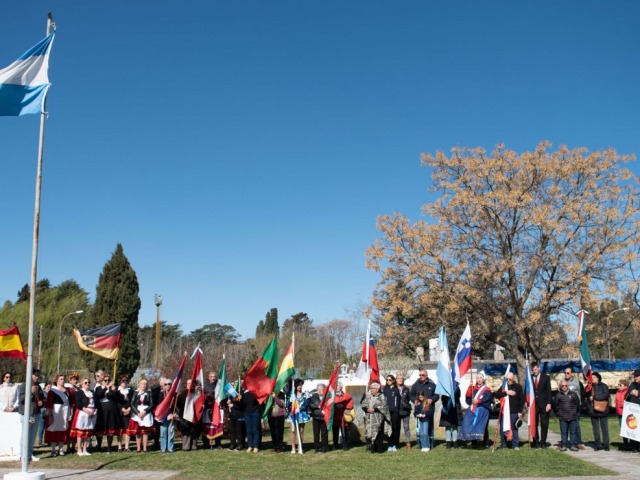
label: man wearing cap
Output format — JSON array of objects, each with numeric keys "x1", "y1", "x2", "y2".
[
  {"x1": 553, "y1": 379, "x2": 581, "y2": 451},
  {"x1": 494, "y1": 372, "x2": 524, "y2": 450},
  {"x1": 625, "y1": 369, "x2": 640, "y2": 452}
]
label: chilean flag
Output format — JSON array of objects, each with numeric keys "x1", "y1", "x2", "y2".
[
  {"x1": 525, "y1": 362, "x2": 537, "y2": 440},
  {"x1": 453, "y1": 322, "x2": 472, "y2": 389},
  {"x1": 354, "y1": 320, "x2": 380, "y2": 385}
]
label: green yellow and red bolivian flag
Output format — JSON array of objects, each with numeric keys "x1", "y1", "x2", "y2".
[
  {"x1": 73, "y1": 322, "x2": 122, "y2": 360},
  {"x1": 0, "y1": 325, "x2": 26, "y2": 361},
  {"x1": 262, "y1": 334, "x2": 295, "y2": 420},
  {"x1": 243, "y1": 336, "x2": 278, "y2": 404}
]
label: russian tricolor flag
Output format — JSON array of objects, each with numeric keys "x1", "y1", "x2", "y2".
[
  {"x1": 453, "y1": 322, "x2": 472, "y2": 388},
  {"x1": 525, "y1": 362, "x2": 537, "y2": 440},
  {"x1": 0, "y1": 31, "x2": 55, "y2": 116}
]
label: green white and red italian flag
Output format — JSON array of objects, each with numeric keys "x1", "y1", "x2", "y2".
[
  {"x1": 244, "y1": 336, "x2": 279, "y2": 404},
  {"x1": 262, "y1": 334, "x2": 295, "y2": 420},
  {"x1": 577, "y1": 310, "x2": 593, "y2": 392}
]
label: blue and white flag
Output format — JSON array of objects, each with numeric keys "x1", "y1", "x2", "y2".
[
  {"x1": 0, "y1": 32, "x2": 55, "y2": 116},
  {"x1": 435, "y1": 325, "x2": 455, "y2": 403}
]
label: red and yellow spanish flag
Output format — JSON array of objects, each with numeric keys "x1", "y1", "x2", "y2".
[
  {"x1": 0, "y1": 326, "x2": 26, "y2": 361},
  {"x1": 73, "y1": 322, "x2": 122, "y2": 360}
]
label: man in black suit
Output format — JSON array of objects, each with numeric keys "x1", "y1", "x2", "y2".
[{"x1": 531, "y1": 362, "x2": 552, "y2": 448}]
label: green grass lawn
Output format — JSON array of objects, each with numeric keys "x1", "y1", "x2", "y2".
[
  {"x1": 548, "y1": 415, "x2": 627, "y2": 448},
  {"x1": 7, "y1": 434, "x2": 613, "y2": 480}
]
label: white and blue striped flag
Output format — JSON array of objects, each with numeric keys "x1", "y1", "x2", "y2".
[{"x1": 0, "y1": 32, "x2": 55, "y2": 116}]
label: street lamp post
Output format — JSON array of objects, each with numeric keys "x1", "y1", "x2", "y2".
[
  {"x1": 57, "y1": 310, "x2": 84, "y2": 373},
  {"x1": 154, "y1": 294, "x2": 163, "y2": 369},
  {"x1": 605, "y1": 307, "x2": 630, "y2": 360}
]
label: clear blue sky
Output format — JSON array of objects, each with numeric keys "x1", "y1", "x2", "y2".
[{"x1": 1, "y1": 1, "x2": 639, "y2": 340}]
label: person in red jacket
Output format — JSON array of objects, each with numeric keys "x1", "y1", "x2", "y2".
[
  {"x1": 616, "y1": 378, "x2": 629, "y2": 451},
  {"x1": 332, "y1": 381, "x2": 353, "y2": 450}
]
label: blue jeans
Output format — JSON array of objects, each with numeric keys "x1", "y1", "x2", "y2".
[
  {"x1": 417, "y1": 419, "x2": 430, "y2": 449},
  {"x1": 559, "y1": 419, "x2": 578, "y2": 448},
  {"x1": 501, "y1": 413, "x2": 520, "y2": 448},
  {"x1": 20, "y1": 414, "x2": 39, "y2": 460},
  {"x1": 159, "y1": 419, "x2": 175, "y2": 452},
  {"x1": 245, "y1": 412, "x2": 260, "y2": 449}
]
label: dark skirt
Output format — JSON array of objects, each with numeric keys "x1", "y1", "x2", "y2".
[{"x1": 95, "y1": 400, "x2": 124, "y2": 436}]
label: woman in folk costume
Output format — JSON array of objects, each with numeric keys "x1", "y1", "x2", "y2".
[
  {"x1": 44, "y1": 374, "x2": 72, "y2": 457},
  {"x1": 117, "y1": 375, "x2": 134, "y2": 452},
  {"x1": 70, "y1": 377, "x2": 97, "y2": 456},
  {"x1": 127, "y1": 378, "x2": 155, "y2": 453},
  {"x1": 459, "y1": 371, "x2": 493, "y2": 445},
  {"x1": 65, "y1": 371, "x2": 81, "y2": 453},
  {"x1": 360, "y1": 381, "x2": 390, "y2": 453},
  {"x1": 286, "y1": 378, "x2": 310, "y2": 453},
  {"x1": 94, "y1": 373, "x2": 124, "y2": 453}
]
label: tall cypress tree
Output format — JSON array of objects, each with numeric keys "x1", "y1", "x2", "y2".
[
  {"x1": 86, "y1": 243, "x2": 141, "y2": 377},
  {"x1": 264, "y1": 308, "x2": 279, "y2": 336}
]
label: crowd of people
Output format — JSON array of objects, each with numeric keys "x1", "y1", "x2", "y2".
[{"x1": 2, "y1": 363, "x2": 640, "y2": 461}]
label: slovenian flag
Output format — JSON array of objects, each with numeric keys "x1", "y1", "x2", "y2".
[
  {"x1": 525, "y1": 361, "x2": 537, "y2": 440},
  {"x1": 453, "y1": 322, "x2": 472, "y2": 390},
  {"x1": 0, "y1": 32, "x2": 55, "y2": 116}
]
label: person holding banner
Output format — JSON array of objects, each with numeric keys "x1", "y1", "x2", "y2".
[
  {"x1": 309, "y1": 383, "x2": 329, "y2": 453},
  {"x1": 625, "y1": 369, "x2": 640, "y2": 452},
  {"x1": 588, "y1": 372, "x2": 610, "y2": 451},
  {"x1": 226, "y1": 385, "x2": 245, "y2": 451}
]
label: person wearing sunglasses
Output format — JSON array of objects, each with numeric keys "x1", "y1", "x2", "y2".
[
  {"x1": 0, "y1": 372, "x2": 17, "y2": 412},
  {"x1": 494, "y1": 372, "x2": 524, "y2": 450},
  {"x1": 382, "y1": 375, "x2": 400, "y2": 452},
  {"x1": 70, "y1": 378, "x2": 97, "y2": 456}
]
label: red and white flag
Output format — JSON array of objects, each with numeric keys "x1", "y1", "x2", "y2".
[{"x1": 183, "y1": 347, "x2": 204, "y2": 423}]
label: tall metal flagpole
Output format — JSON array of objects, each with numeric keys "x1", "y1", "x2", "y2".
[{"x1": 17, "y1": 12, "x2": 54, "y2": 478}]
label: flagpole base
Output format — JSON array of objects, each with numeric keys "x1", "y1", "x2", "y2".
[{"x1": 4, "y1": 472, "x2": 45, "y2": 480}]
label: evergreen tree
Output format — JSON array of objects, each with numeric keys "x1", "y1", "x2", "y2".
[
  {"x1": 264, "y1": 308, "x2": 279, "y2": 336},
  {"x1": 255, "y1": 320, "x2": 265, "y2": 337},
  {"x1": 87, "y1": 243, "x2": 141, "y2": 377},
  {"x1": 17, "y1": 284, "x2": 29, "y2": 303}
]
